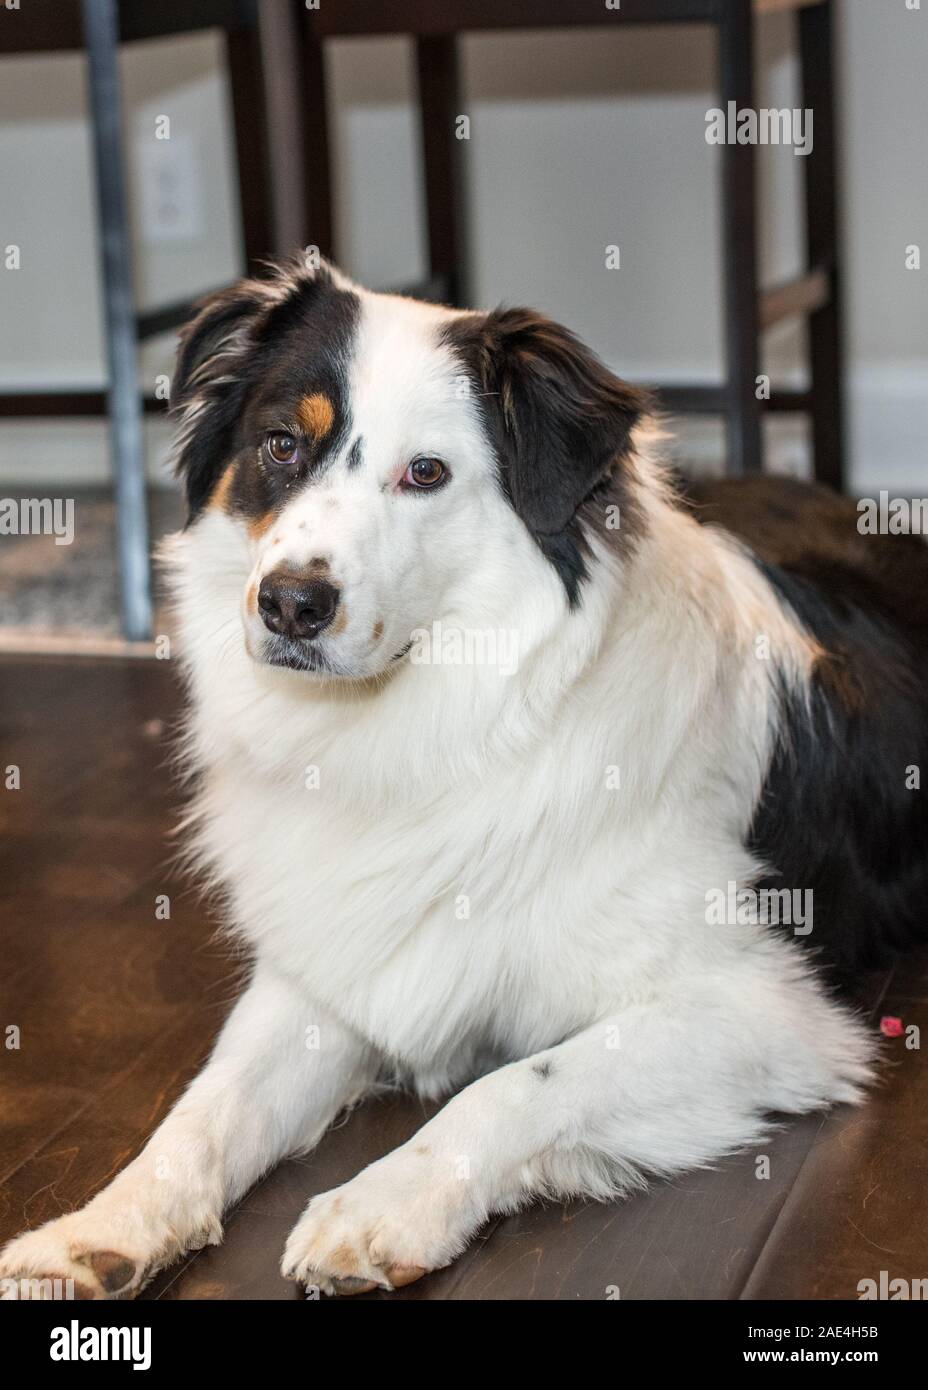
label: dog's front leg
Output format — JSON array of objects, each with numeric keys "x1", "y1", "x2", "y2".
[
  {"x1": 282, "y1": 983, "x2": 872, "y2": 1295},
  {"x1": 0, "y1": 963, "x2": 376, "y2": 1300}
]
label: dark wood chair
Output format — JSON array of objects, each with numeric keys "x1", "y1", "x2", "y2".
[
  {"x1": 0, "y1": 0, "x2": 843, "y2": 639},
  {"x1": 297, "y1": 0, "x2": 844, "y2": 492}
]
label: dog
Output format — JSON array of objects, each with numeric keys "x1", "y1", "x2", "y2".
[{"x1": 3, "y1": 256, "x2": 927, "y2": 1300}]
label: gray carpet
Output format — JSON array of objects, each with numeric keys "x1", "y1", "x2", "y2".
[{"x1": 0, "y1": 487, "x2": 183, "y2": 643}]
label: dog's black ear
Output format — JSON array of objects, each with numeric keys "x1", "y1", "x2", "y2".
[
  {"x1": 448, "y1": 307, "x2": 650, "y2": 540},
  {"x1": 171, "y1": 282, "x2": 272, "y2": 516}
]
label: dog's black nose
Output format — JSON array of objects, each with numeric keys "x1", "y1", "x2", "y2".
[{"x1": 258, "y1": 572, "x2": 340, "y2": 640}]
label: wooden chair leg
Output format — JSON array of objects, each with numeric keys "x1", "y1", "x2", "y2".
[
  {"x1": 416, "y1": 34, "x2": 467, "y2": 307},
  {"x1": 226, "y1": 17, "x2": 275, "y2": 271},
  {"x1": 81, "y1": 0, "x2": 152, "y2": 641},
  {"x1": 719, "y1": 0, "x2": 763, "y2": 475},
  {"x1": 297, "y1": 11, "x2": 334, "y2": 260},
  {"x1": 800, "y1": 0, "x2": 844, "y2": 492}
]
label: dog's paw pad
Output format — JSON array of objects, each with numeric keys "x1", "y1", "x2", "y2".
[{"x1": 86, "y1": 1251, "x2": 137, "y2": 1294}]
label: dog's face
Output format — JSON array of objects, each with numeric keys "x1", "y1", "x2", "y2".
[{"x1": 172, "y1": 258, "x2": 646, "y2": 681}]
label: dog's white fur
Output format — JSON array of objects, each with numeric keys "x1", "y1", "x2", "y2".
[{"x1": 1, "y1": 280, "x2": 874, "y2": 1300}]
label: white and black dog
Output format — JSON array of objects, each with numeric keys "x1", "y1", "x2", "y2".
[{"x1": 3, "y1": 257, "x2": 927, "y2": 1299}]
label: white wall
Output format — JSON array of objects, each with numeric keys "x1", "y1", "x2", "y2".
[
  {"x1": 840, "y1": 0, "x2": 928, "y2": 490},
  {"x1": 0, "y1": 1, "x2": 924, "y2": 491}
]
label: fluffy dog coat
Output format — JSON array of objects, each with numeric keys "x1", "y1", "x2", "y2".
[{"x1": 3, "y1": 257, "x2": 926, "y2": 1299}]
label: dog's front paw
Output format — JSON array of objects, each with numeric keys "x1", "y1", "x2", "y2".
[
  {"x1": 0, "y1": 1196, "x2": 219, "y2": 1302},
  {"x1": 282, "y1": 1146, "x2": 480, "y2": 1297},
  {"x1": 0, "y1": 1219, "x2": 154, "y2": 1302}
]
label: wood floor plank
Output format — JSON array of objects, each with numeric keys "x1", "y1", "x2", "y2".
[
  {"x1": 0, "y1": 1006, "x2": 232, "y2": 1243},
  {"x1": 0, "y1": 656, "x2": 234, "y2": 1233},
  {"x1": 0, "y1": 878, "x2": 234, "y2": 1196},
  {"x1": 741, "y1": 982, "x2": 928, "y2": 1301}
]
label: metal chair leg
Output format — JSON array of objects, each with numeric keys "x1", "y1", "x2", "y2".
[{"x1": 81, "y1": 0, "x2": 152, "y2": 640}]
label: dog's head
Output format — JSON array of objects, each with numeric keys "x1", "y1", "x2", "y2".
[{"x1": 172, "y1": 256, "x2": 648, "y2": 680}]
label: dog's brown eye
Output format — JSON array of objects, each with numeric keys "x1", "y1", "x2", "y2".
[
  {"x1": 404, "y1": 458, "x2": 447, "y2": 489},
  {"x1": 265, "y1": 432, "x2": 299, "y2": 466}
]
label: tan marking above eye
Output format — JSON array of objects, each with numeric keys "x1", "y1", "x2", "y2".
[
  {"x1": 296, "y1": 392, "x2": 335, "y2": 440},
  {"x1": 209, "y1": 464, "x2": 237, "y2": 512},
  {"x1": 371, "y1": 620, "x2": 384, "y2": 642}
]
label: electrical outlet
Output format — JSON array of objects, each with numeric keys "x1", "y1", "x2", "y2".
[{"x1": 136, "y1": 131, "x2": 204, "y2": 246}]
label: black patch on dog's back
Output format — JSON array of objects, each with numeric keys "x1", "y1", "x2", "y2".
[{"x1": 691, "y1": 477, "x2": 928, "y2": 982}]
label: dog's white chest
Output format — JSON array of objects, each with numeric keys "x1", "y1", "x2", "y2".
[{"x1": 195, "y1": 759, "x2": 639, "y2": 1082}]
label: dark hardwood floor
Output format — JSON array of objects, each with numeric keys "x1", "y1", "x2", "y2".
[{"x1": 0, "y1": 655, "x2": 926, "y2": 1300}]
